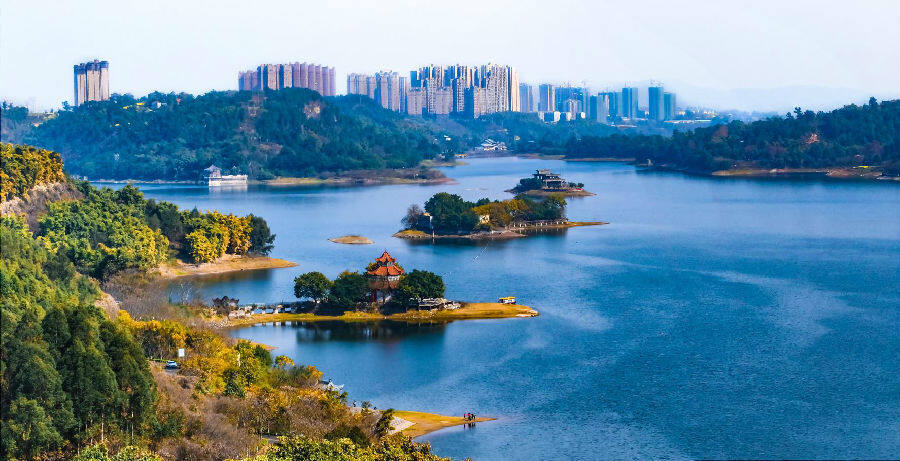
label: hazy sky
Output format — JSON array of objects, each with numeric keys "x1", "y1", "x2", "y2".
[{"x1": 2, "y1": 0, "x2": 898, "y2": 111}]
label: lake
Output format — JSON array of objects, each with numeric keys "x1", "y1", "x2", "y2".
[{"x1": 126, "y1": 157, "x2": 900, "y2": 460}]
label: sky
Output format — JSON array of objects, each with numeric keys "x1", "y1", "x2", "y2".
[{"x1": 2, "y1": 0, "x2": 899, "y2": 112}]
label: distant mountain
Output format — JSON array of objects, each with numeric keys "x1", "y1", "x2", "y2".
[{"x1": 665, "y1": 82, "x2": 900, "y2": 113}]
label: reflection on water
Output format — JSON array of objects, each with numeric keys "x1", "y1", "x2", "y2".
[{"x1": 289, "y1": 320, "x2": 447, "y2": 342}]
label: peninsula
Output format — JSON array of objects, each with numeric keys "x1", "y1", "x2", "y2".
[
  {"x1": 393, "y1": 191, "x2": 606, "y2": 242},
  {"x1": 157, "y1": 254, "x2": 297, "y2": 279}
]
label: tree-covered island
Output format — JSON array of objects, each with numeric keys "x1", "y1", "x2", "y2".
[
  {"x1": 394, "y1": 192, "x2": 605, "y2": 241},
  {"x1": 252, "y1": 251, "x2": 537, "y2": 323}
]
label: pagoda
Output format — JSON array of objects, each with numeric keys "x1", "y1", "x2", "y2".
[{"x1": 366, "y1": 251, "x2": 404, "y2": 302}]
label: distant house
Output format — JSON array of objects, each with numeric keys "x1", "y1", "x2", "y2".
[
  {"x1": 479, "y1": 139, "x2": 507, "y2": 151},
  {"x1": 203, "y1": 165, "x2": 247, "y2": 187},
  {"x1": 366, "y1": 251, "x2": 404, "y2": 303}
]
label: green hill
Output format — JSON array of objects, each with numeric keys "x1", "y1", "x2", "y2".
[
  {"x1": 563, "y1": 98, "x2": 900, "y2": 175},
  {"x1": 4, "y1": 90, "x2": 448, "y2": 181}
]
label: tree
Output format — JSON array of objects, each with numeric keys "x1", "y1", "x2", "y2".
[
  {"x1": 248, "y1": 214, "x2": 275, "y2": 255},
  {"x1": 4, "y1": 398, "x2": 64, "y2": 460},
  {"x1": 294, "y1": 271, "x2": 332, "y2": 304},
  {"x1": 374, "y1": 409, "x2": 396, "y2": 438},
  {"x1": 394, "y1": 270, "x2": 445, "y2": 307},
  {"x1": 328, "y1": 271, "x2": 369, "y2": 309},
  {"x1": 423, "y1": 192, "x2": 478, "y2": 233},
  {"x1": 401, "y1": 204, "x2": 424, "y2": 230}
]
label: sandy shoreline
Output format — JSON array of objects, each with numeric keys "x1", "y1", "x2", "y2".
[
  {"x1": 391, "y1": 411, "x2": 496, "y2": 438},
  {"x1": 157, "y1": 254, "x2": 297, "y2": 279}
]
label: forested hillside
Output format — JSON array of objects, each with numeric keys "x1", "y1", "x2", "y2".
[
  {"x1": 1, "y1": 215, "x2": 157, "y2": 459},
  {"x1": 1, "y1": 144, "x2": 451, "y2": 460},
  {"x1": 1, "y1": 90, "x2": 446, "y2": 181},
  {"x1": 562, "y1": 98, "x2": 900, "y2": 174}
]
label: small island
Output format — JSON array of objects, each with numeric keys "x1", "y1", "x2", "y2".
[
  {"x1": 393, "y1": 192, "x2": 606, "y2": 241},
  {"x1": 508, "y1": 169, "x2": 595, "y2": 197},
  {"x1": 329, "y1": 235, "x2": 374, "y2": 244},
  {"x1": 218, "y1": 251, "x2": 538, "y2": 326}
]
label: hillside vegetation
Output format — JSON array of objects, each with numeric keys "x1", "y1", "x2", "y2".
[
  {"x1": 1, "y1": 144, "x2": 451, "y2": 461},
  {"x1": 562, "y1": 98, "x2": 900, "y2": 174},
  {"x1": 3, "y1": 90, "x2": 445, "y2": 181},
  {"x1": 0, "y1": 143, "x2": 67, "y2": 202}
]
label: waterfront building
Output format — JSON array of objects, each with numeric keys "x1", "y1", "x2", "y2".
[
  {"x1": 532, "y1": 169, "x2": 568, "y2": 190},
  {"x1": 648, "y1": 86, "x2": 665, "y2": 121},
  {"x1": 664, "y1": 92, "x2": 676, "y2": 120},
  {"x1": 622, "y1": 87, "x2": 638, "y2": 119},
  {"x1": 73, "y1": 60, "x2": 109, "y2": 106},
  {"x1": 538, "y1": 84, "x2": 555, "y2": 112},
  {"x1": 203, "y1": 165, "x2": 247, "y2": 187},
  {"x1": 366, "y1": 251, "x2": 405, "y2": 303}
]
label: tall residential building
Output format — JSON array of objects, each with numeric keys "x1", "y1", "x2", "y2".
[
  {"x1": 238, "y1": 62, "x2": 335, "y2": 96},
  {"x1": 348, "y1": 63, "x2": 518, "y2": 118},
  {"x1": 406, "y1": 87, "x2": 426, "y2": 115},
  {"x1": 663, "y1": 92, "x2": 676, "y2": 120},
  {"x1": 465, "y1": 87, "x2": 489, "y2": 118},
  {"x1": 555, "y1": 86, "x2": 588, "y2": 113},
  {"x1": 603, "y1": 91, "x2": 623, "y2": 119},
  {"x1": 375, "y1": 71, "x2": 402, "y2": 111},
  {"x1": 73, "y1": 60, "x2": 109, "y2": 106},
  {"x1": 347, "y1": 73, "x2": 370, "y2": 96},
  {"x1": 507, "y1": 67, "x2": 520, "y2": 112},
  {"x1": 589, "y1": 93, "x2": 609, "y2": 124},
  {"x1": 519, "y1": 84, "x2": 535, "y2": 112},
  {"x1": 479, "y1": 63, "x2": 510, "y2": 113},
  {"x1": 648, "y1": 86, "x2": 665, "y2": 121},
  {"x1": 538, "y1": 84, "x2": 555, "y2": 112},
  {"x1": 621, "y1": 87, "x2": 638, "y2": 119}
]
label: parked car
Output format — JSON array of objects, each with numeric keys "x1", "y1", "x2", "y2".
[{"x1": 164, "y1": 360, "x2": 179, "y2": 369}]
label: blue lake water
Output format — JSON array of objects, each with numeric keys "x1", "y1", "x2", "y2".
[{"x1": 125, "y1": 158, "x2": 900, "y2": 460}]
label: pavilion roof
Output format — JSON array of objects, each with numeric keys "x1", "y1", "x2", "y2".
[
  {"x1": 375, "y1": 251, "x2": 396, "y2": 263},
  {"x1": 367, "y1": 265, "x2": 403, "y2": 276}
]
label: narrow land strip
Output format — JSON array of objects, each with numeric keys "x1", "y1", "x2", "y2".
[
  {"x1": 392, "y1": 411, "x2": 496, "y2": 438},
  {"x1": 157, "y1": 254, "x2": 297, "y2": 279}
]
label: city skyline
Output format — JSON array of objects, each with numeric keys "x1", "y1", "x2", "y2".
[{"x1": 2, "y1": 0, "x2": 899, "y2": 111}]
